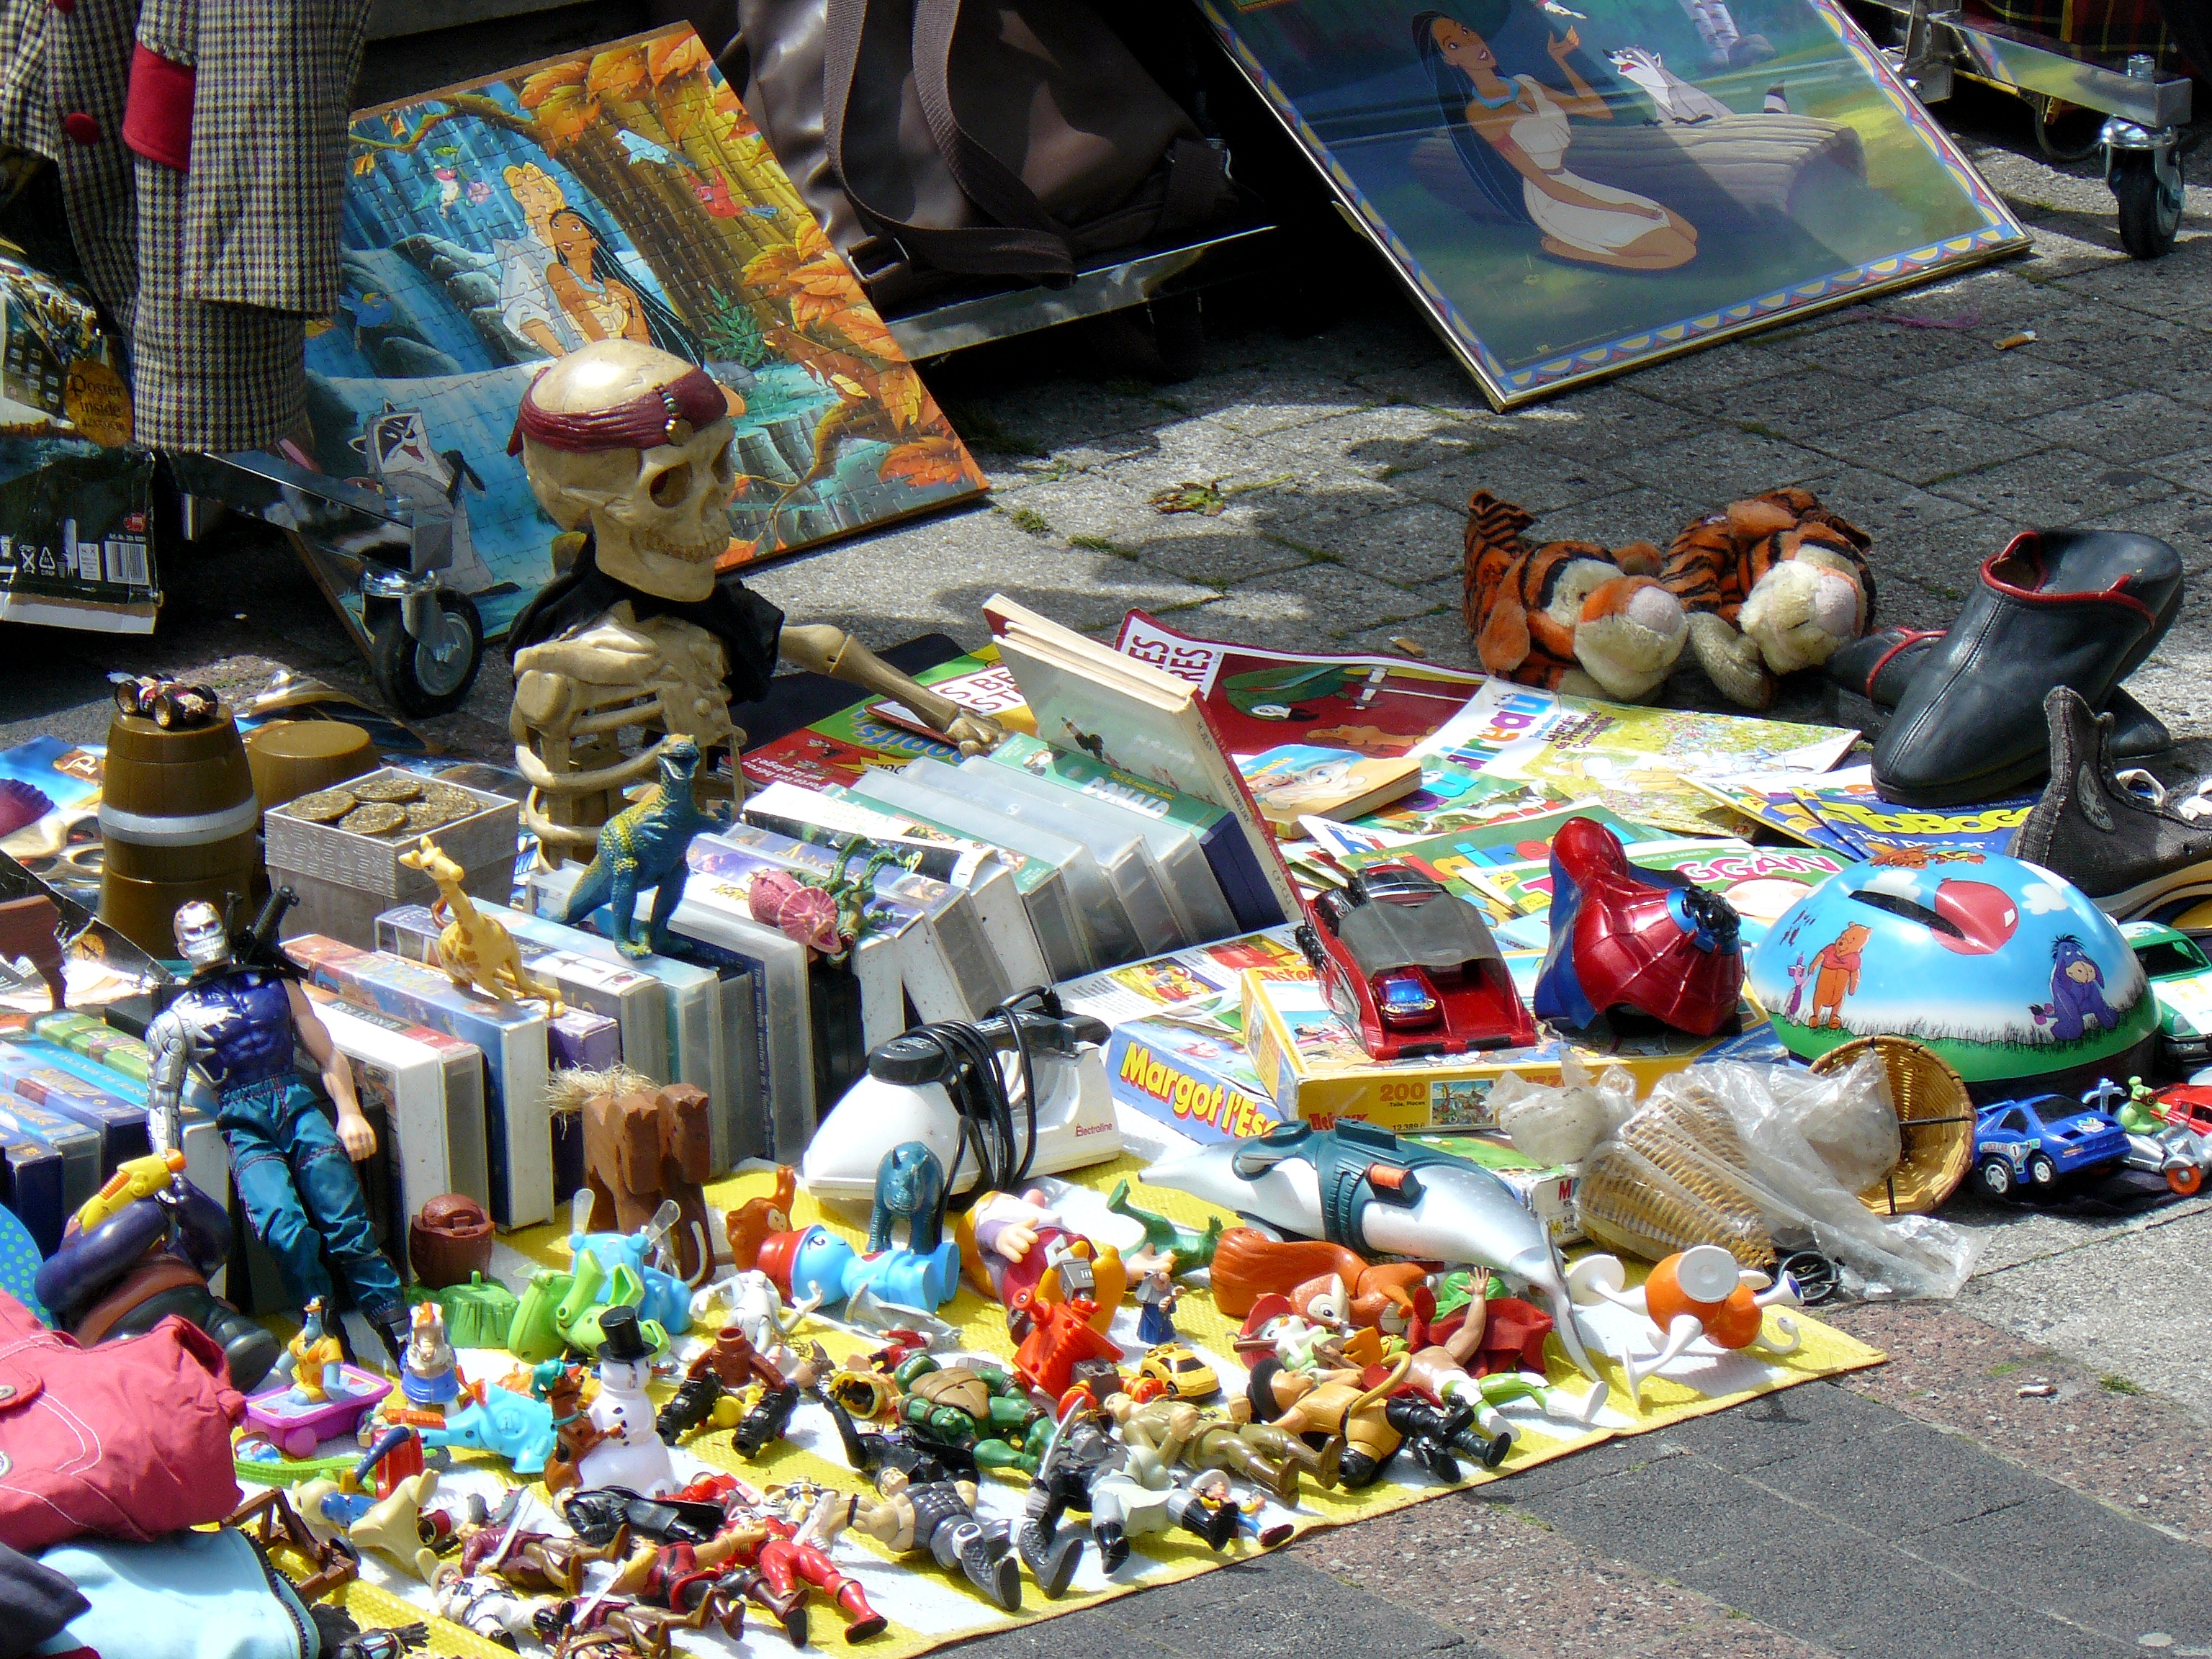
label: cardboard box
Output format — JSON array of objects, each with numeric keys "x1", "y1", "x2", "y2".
[
  {"x1": 1240, "y1": 971, "x2": 1757, "y2": 1133},
  {"x1": 266, "y1": 768, "x2": 517, "y2": 948},
  {"x1": 1105, "y1": 1018, "x2": 1286, "y2": 1146}
]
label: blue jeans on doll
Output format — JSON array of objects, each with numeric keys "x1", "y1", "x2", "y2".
[{"x1": 218, "y1": 1076, "x2": 403, "y2": 1326}]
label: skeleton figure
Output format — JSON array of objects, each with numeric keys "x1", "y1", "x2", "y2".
[{"x1": 506, "y1": 341, "x2": 1003, "y2": 861}]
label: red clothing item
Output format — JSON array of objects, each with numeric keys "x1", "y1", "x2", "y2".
[
  {"x1": 0, "y1": 1293, "x2": 243, "y2": 1552},
  {"x1": 122, "y1": 45, "x2": 193, "y2": 171}
]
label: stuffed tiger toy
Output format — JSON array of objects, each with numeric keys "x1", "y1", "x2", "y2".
[
  {"x1": 1657, "y1": 487, "x2": 1875, "y2": 708},
  {"x1": 1462, "y1": 490, "x2": 1689, "y2": 703}
]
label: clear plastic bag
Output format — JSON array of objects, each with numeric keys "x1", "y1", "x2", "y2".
[
  {"x1": 1580, "y1": 1056, "x2": 1982, "y2": 1300},
  {"x1": 1488, "y1": 1053, "x2": 1636, "y2": 1167}
]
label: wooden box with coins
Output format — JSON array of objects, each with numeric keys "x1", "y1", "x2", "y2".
[{"x1": 264, "y1": 768, "x2": 517, "y2": 948}]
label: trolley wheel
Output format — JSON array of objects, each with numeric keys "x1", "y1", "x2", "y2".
[
  {"x1": 2167, "y1": 1162, "x2": 2204, "y2": 1196},
  {"x1": 2111, "y1": 148, "x2": 2182, "y2": 259},
  {"x1": 369, "y1": 590, "x2": 483, "y2": 718}
]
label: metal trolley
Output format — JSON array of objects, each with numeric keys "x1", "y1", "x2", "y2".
[{"x1": 1854, "y1": 0, "x2": 2195, "y2": 256}]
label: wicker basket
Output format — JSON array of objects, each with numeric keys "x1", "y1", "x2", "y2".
[
  {"x1": 1577, "y1": 1090, "x2": 1776, "y2": 1269},
  {"x1": 1812, "y1": 1035, "x2": 1975, "y2": 1217}
]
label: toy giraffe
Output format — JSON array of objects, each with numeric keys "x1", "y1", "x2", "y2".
[{"x1": 400, "y1": 836, "x2": 564, "y2": 1011}]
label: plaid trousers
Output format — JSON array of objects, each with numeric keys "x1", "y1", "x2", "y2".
[{"x1": 0, "y1": 0, "x2": 366, "y2": 451}]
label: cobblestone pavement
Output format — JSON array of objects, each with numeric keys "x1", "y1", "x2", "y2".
[{"x1": 3, "y1": 81, "x2": 2208, "y2": 1659}]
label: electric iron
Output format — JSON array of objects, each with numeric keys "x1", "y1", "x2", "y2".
[{"x1": 801, "y1": 995, "x2": 1123, "y2": 1200}]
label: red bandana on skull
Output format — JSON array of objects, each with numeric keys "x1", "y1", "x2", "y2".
[{"x1": 506, "y1": 365, "x2": 727, "y2": 455}]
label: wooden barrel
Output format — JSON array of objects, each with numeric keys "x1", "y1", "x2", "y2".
[
  {"x1": 98, "y1": 709, "x2": 262, "y2": 954},
  {"x1": 245, "y1": 719, "x2": 374, "y2": 819}
]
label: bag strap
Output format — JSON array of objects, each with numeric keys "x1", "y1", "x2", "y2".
[
  {"x1": 822, "y1": 0, "x2": 1076, "y2": 279},
  {"x1": 908, "y1": 0, "x2": 1062, "y2": 236}
]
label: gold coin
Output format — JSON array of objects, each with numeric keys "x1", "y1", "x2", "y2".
[
  {"x1": 339, "y1": 801, "x2": 408, "y2": 835},
  {"x1": 403, "y1": 800, "x2": 462, "y2": 831},
  {"x1": 351, "y1": 775, "x2": 424, "y2": 804},
  {"x1": 423, "y1": 784, "x2": 480, "y2": 815},
  {"x1": 287, "y1": 788, "x2": 357, "y2": 823}
]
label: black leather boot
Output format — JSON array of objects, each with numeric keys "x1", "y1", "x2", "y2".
[
  {"x1": 1831, "y1": 627, "x2": 2172, "y2": 759},
  {"x1": 1871, "y1": 529, "x2": 2183, "y2": 805},
  {"x1": 2010, "y1": 688, "x2": 2212, "y2": 920}
]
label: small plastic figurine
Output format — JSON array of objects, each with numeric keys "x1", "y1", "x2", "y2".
[
  {"x1": 1106, "y1": 1178, "x2": 1224, "y2": 1269},
  {"x1": 277, "y1": 1298, "x2": 351, "y2": 1405},
  {"x1": 1133, "y1": 1259, "x2": 1182, "y2": 1346},
  {"x1": 400, "y1": 1302, "x2": 461, "y2": 1408},
  {"x1": 575, "y1": 1306, "x2": 678, "y2": 1495},
  {"x1": 432, "y1": 1567, "x2": 554, "y2": 1648},
  {"x1": 671, "y1": 1475, "x2": 888, "y2": 1642},
  {"x1": 1010, "y1": 1287, "x2": 1124, "y2": 1399},
  {"x1": 1570, "y1": 1247, "x2": 1802, "y2": 1404},
  {"x1": 959, "y1": 1187, "x2": 1127, "y2": 1337},
  {"x1": 1185, "y1": 1469, "x2": 1295, "y2": 1547},
  {"x1": 823, "y1": 1393, "x2": 1020, "y2": 1609},
  {"x1": 1020, "y1": 1392, "x2": 1234, "y2": 1591},
  {"x1": 1109, "y1": 1392, "x2": 1336, "y2": 1502},
  {"x1": 145, "y1": 894, "x2": 410, "y2": 1367},
  {"x1": 400, "y1": 837, "x2": 565, "y2": 1008},
  {"x1": 559, "y1": 736, "x2": 714, "y2": 958}
]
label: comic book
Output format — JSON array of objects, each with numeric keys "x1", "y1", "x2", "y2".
[
  {"x1": 866, "y1": 658, "x2": 1034, "y2": 744},
  {"x1": 1114, "y1": 609, "x2": 1485, "y2": 760},
  {"x1": 319, "y1": 25, "x2": 984, "y2": 634},
  {"x1": 1337, "y1": 803, "x2": 1673, "y2": 905},
  {"x1": 1238, "y1": 744, "x2": 1423, "y2": 828},
  {"x1": 1692, "y1": 764, "x2": 2035, "y2": 858},
  {"x1": 1412, "y1": 680, "x2": 1858, "y2": 837}
]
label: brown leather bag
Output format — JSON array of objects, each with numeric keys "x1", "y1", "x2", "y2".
[{"x1": 663, "y1": 0, "x2": 1239, "y2": 307}]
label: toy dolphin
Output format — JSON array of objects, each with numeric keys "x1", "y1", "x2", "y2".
[{"x1": 1144, "y1": 1119, "x2": 1599, "y2": 1380}]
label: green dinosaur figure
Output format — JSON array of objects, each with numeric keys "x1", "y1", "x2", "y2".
[
  {"x1": 1107, "y1": 1178, "x2": 1223, "y2": 1269},
  {"x1": 562, "y1": 736, "x2": 716, "y2": 958}
]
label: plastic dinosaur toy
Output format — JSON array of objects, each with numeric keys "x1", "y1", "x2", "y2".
[
  {"x1": 561, "y1": 736, "x2": 715, "y2": 958},
  {"x1": 1106, "y1": 1178, "x2": 1224, "y2": 1269},
  {"x1": 869, "y1": 1141, "x2": 948, "y2": 1256},
  {"x1": 401, "y1": 837, "x2": 564, "y2": 1008}
]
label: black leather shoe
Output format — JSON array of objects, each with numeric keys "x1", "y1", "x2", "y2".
[
  {"x1": 1871, "y1": 529, "x2": 2183, "y2": 805},
  {"x1": 2010, "y1": 688, "x2": 2212, "y2": 919},
  {"x1": 1832, "y1": 626, "x2": 2172, "y2": 759}
]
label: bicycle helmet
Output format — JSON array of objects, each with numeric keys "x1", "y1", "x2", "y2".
[{"x1": 1748, "y1": 851, "x2": 2157, "y2": 1096}]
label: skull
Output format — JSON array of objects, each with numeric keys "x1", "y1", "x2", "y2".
[{"x1": 518, "y1": 341, "x2": 738, "y2": 603}]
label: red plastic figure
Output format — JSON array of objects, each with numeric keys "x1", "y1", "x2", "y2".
[
  {"x1": 675, "y1": 1473, "x2": 887, "y2": 1641},
  {"x1": 1009, "y1": 1290, "x2": 1123, "y2": 1398}
]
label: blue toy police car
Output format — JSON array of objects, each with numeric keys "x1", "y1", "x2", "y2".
[{"x1": 1973, "y1": 1092, "x2": 2130, "y2": 1198}]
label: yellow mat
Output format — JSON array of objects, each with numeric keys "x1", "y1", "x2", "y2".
[{"x1": 296, "y1": 1158, "x2": 1883, "y2": 1657}]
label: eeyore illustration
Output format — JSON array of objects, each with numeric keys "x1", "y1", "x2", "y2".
[{"x1": 2029, "y1": 933, "x2": 2121, "y2": 1040}]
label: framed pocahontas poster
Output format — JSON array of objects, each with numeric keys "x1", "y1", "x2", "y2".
[{"x1": 1197, "y1": 0, "x2": 2028, "y2": 406}]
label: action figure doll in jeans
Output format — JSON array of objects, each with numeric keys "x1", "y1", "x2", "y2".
[{"x1": 145, "y1": 898, "x2": 409, "y2": 1368}]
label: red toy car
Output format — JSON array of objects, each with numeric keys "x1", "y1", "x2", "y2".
[
  {"x1": 1296, "y1": 863, "x2": 1537, "y2": 1061},
  {"x1": 2152, "y1": 1084, "x2": 2212, "y2": 1138}
]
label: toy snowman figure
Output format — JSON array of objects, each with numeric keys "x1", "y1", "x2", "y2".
[{"x1": 575, "y1": 1305, "x2": 676, "y2": 1495}]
